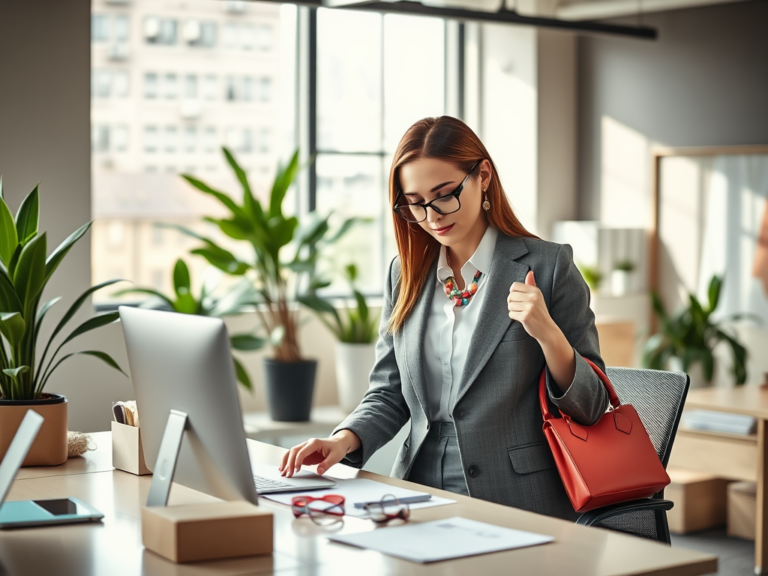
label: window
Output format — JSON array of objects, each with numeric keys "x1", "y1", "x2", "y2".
[
  {"x1": 184, "y1": 125, "x2": 197, "y2": 152},
  {"x1": 164, "y1": 73, "x2": 178, "y2": 99},
  {"x1": 242, "y1": 128, "x2": 253, "y2": 153},
  {"x1": 114, "y1": 15, "x2": 129, "y2": 42},
  {"x1": 258, "y1": 77, "x2": 271, "y2": 102},
  {"x1": 92, "y1": 125, "x2": 110, "y2": 152},
  {"x1": 184, "y1": 19, "x2": 216, "y2": 47},
  {"x1": 241, "y1": 24, "x2": 255, "y2": 50},
  {"x1": 225, "y1": 76, "x2": 237, "y2": 101},
  {"x1": 257, "y1": 127, "x2": 270, "y2": 153},
  {"x1": 202, "y1": 75, "x2": 217, "y2": 100},
  {"x1": 242, "y1": 76, "x2": 254, "y2": 101},
  {"x1": 203, "y1": 126, "x2": 217, "y2": 152},
  {"x1": 113, "y1": 71, "x2": 129, "y2": 97},
  {"x1": 223, "y1": 22, "x2": 237, "y2": 49},
  {"x1": 144, "y1": 126, "x2": 158, "y2": 152},
  {"x1": 184, "y1": 75, "x2": 198, "y2": 99},
  {"x1": 92, "y1": 15, "x2": 110, "y2": 42},
  {"x1": 164, "y1": 126, "x2": 178, "y2": 152},
  {"x1": 144, "y1": 72, "x2": 158, "y2": 99},
  {"x1": 112, "y1": 125, "x2": 129, "y2": 152},
  {"x1": 92, "y1": 70, "x2": 112, "y2": 98},
  {"x1": 255, "y1": 24, "x2": 272, "y2": 51},
  {"x1": 145, "y1": 17, "x2": 178, "y2": 45}
]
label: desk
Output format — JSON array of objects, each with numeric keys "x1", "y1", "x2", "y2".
[
  {"x1": 670, "y1": 385, "x2": 768, "y2": 574},
  {"x1": 0, "y1": 432, "x2": 716, "y2": 576}
]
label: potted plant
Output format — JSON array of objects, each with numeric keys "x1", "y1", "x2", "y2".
[
  {"x1": 0, "y1": 181, "x2": 125, "y2": 465},
  {"x1": 114, "y1": 258, "x2": 268, "y2": 391},
  {"x1": 301, "y1": 264, "x2": 380, "y2": 412},
  {"x1": 170, "y1": 149, "x2": 355, "y2": 421},
  {"x1": 577, "y1": 262, "x2": 603, "y2": 293},
  {"x1": 642, "y1": 275, "x2": 752, "y2": 388},
  {"x1": 611, "y1": 259, "x2": 635, "y2": 296}
]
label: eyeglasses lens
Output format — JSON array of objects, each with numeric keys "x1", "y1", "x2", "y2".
[
  {"x1": 366, "y1": 495, "x2": 410, "y2": 523},
  {"x1": 399, "y1": 194, "x2": 460, "y2": 223},
  {"x1": 307, "y1": 500, "x2": 345, "y2": 526}
]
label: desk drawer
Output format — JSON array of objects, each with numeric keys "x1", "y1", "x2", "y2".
[{"x1": 668, "y1": 429, "x2": 757, "y2": 482}]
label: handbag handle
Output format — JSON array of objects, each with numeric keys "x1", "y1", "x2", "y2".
[{"x1": 539, "y1": 358, "x2": 621, "y2": 421}]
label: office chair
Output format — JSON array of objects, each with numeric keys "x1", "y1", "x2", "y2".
[{"x1": 576, "y1": 367, "x2": 690, "y2": 544}]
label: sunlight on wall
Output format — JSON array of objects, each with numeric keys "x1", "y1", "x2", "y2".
[{"x1": 600, "y1": 116, "x2": 651, "y2": 229}]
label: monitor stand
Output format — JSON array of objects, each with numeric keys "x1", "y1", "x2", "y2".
[{"x1": 146, "y1": 410, "x2": 189, "y2": 507}]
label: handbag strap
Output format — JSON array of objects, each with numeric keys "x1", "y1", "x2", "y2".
[{"x1": 539, "y1": 358, "x2": 621, "y2": 421}]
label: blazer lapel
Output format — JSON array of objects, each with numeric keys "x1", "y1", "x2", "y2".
[
  {"x1": 455, "y1": 234, "x2": 530, "y2": 405},
  {"x1": 400, "y1": 255, "x2": 438, "y2": 419}
]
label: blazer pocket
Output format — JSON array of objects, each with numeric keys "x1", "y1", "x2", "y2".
[
  {"x1": 501, "y1": 323, "x2": 531, "y2": 342},
  {"x1": 508, "y1": 443, "x2": 556, "y2": 475}
]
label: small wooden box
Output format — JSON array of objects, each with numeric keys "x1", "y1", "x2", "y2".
[
  {"x1": 666, "y1": 468, "x2": 731, "y2": 534},
  {"x1": 112, "y1": 422, "x2": 151, "y2": 475},
  {"x1": 142, "y1": 501, "x2": 273, "y2": 563},
  {"x1": 727, "y1": 481, "x2": 756, "y2": 540}
]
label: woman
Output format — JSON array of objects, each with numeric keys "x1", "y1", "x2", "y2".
[{"x1": 279, "y1": 116, "x2": 608, "y2": 520}]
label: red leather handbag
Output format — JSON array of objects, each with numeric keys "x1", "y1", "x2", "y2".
[{"x1": 539, "y1": 359, "x2": 670, "y2": 513}]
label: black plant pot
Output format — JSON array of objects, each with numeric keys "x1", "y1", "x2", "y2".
[{"x1": 263, "y1": 359, "x2": 317, "y2": 422}]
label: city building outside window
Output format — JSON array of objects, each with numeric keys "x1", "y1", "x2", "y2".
[{"x1": 144, "y1": 72, "x2": 158, "y2": 99}]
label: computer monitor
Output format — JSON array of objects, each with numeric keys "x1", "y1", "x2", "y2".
[{"x1": 119, "y1": 306, "x2": 259, "y2": 505}]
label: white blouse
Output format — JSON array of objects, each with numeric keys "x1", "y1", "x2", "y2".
[{"x1": 423, "y1": 225, "x2": 499, "y2": 422}]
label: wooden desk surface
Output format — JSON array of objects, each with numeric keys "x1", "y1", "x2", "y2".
[
  {"x1": 686, "y1": 385, "x2": 768, "y2": 418},
  {"x1": 0, "y1": 432, "x2": 717, "y2": 576}
]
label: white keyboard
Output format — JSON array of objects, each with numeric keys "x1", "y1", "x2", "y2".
[{"x1": 253, "y1": 475, "x2": 296, "y2": 491}]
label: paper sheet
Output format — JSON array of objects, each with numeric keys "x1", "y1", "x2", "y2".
[
  {"x1": 328, "y1": 516, "x2": 554, "y2": 563},
  {"x1": 263, "y1": 478, "x2": 455, "y2": 517}
]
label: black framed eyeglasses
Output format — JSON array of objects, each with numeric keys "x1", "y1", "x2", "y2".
[{"x1": 393, "y1": 160, "x2": 481, "y2": 223}]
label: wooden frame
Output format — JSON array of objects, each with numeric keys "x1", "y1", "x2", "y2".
[{"x1": 649, "y1": 145, "x2": 768, "y2": 331}]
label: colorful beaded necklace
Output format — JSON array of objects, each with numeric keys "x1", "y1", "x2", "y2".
[{"x1": 443, "y1": 253, "x2": 483, "y2": 307}]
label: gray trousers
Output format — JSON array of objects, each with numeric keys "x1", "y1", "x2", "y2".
[{"x1": 406, "y1": 421, "x2": 469, "y2": 496}]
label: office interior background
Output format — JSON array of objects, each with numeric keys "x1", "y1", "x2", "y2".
[{"x1": 1, "y1": 0, "x2": 767, "y2": 571}]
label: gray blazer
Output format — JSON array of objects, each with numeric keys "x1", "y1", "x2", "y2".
[{"x1": 333, "y1": 232, "x2": 608, "y2": 520}]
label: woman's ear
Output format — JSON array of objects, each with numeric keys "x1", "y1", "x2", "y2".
[{"x1": 479, "y1": 158, "x2": 493, "y2": 191}]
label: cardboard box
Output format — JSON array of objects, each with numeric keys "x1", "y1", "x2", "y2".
[
  {"x1": 142, "y1": 501, "x2": 273, "y2": 563},
  {"x1": 727, "y1": 481, "x2": 756, "y2": 540},
  {"x1": 666, "y1": 468, "x2": 731, "y2": 534},
  {"x1": 112, "y1": 421, "x2": 151, "y2": 475}
]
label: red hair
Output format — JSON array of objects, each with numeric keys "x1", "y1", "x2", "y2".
[{"x1": 388, "y1": 116, "x2": 538, "y2": 333}]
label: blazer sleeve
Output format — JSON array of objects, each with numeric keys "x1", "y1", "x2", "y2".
[
  {"x1": 332, "y1": 256, "x2": 411, "y2": 468},
  {"x1": 544, "y1": 243, "x2": 609, "y2": 425}
]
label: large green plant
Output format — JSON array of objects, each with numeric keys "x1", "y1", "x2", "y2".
[
  {"x1": 642, "y1": 275, "x2": 751, "y2": 385},
  {"x1": 169, "y1": 149, "x2": 355, "y2": 363},
  {"x1": 302, "y1": 264, "x2": 379, "y2": 344},
  {"x1": 114, "y1": 258, "x2": 271, "y2": 390},
  {"x1": 0, "y1": 180, "x2": 124, "y2": 400}
]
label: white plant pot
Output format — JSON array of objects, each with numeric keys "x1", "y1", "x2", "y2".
[
  {"x1": 668, "y1": 357, "x2": 712, "y2": 389},
  {"x1": 611, "y1": 270, "x2": 631, "y2": 296},
  {"x1": 335, "y1": 342, "x2": 376, "y2": 412}
]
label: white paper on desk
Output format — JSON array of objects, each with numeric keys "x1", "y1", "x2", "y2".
[
  {"x1": 328, "y1": 516, "x2": 554, "y2": 563},
  {"x1": 263, "y1": 478, "x2": 455, "y2": 517}
]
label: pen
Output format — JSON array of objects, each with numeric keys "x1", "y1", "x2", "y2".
[{"x1": 353, "y1": 494, "x2": 432, "y2": 509}]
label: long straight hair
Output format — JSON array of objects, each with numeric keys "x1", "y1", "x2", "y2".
[{"x1": 388, "y1": 116, "x2": 538, "y2": 333}]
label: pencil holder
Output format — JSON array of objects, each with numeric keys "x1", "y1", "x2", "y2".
[{"x1": 112, "y1": 421, "x2": 151, "y2": 475}]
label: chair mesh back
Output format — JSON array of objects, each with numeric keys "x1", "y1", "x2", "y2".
[
  {"x1": 605, "y1": 367, "x2": 689, "y2": 467},
  {"x1": 587, "y1": 368, "x2": 689, "y2": 542}
]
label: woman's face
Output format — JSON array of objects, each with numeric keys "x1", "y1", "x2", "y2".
[{"x1": 398, "y1": 157, "x2": 491, "y2": 248}]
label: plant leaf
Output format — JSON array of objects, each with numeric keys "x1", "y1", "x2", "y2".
[
  {"x1": 113, "y1": 287, "x2": 175, "y2": 308},
  {"x1": 173, "y1": 259, "x2": 191, "y2": 298},
  {"x1": 0, "y1": 197, "x2": 19, "y2": 267},
  {"x1": 3, "y1": 365, "x2": 29, "y2": 378},
  {"x1": 0, "y1": 266, "x2": 23, "y2": 313},
  {"x1": 707, "y1": 275, "x2": 722, "y2": 314},
  {"x1": 230, "y1": 334, "x2": 267, "y2": 351},
  {"x1": 232, "y1": 357, "x2": 253, "y2": 391},
  {"x1": 59, "y1": 312, "x2": 120, "y2": 348},
  {"x1": 15, "y1": 185, "x2": 39, "y2": 246},
  {"x1": 13, "y1": 232, "x2": 46, "y2": 311},
  {"x1": 0, "y1": 312, "x2": 26, "y2": 348},
  {"x1": 190, "y1": 247, "x2": 250, "y2": 275},
  {"x1": 45, "y1": 222, "x2": 91, "y2": 284},
  {"x1": 36, "y1": 296, "x2": 62, "y2": 331},
  {"x1": 180, "y1": 174, "x2": 247, "y2": 220},
  {"x1": 268, "y1": 150, "x2": 299, "y2": 219},
  {"x1": 325, "y1": 217, "x2": 359, "y2": 244}
]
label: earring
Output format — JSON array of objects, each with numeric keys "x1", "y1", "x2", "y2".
[{"x1": 482, "y1": 192, "x2": 490, "y2": 211}]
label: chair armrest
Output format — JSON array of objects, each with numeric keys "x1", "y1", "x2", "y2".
[{"x1": 576, "y1": 498, "x2": 674, "y2": 527}]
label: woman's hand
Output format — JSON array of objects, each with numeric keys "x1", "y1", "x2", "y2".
[
  {"x1": 279, "y1": 429, "x2": 361, "y2": 477},
  {"x1": 507, "y1": 270, "x2": 557, "y2": 343},
  {"x1": 508, "y1": 270, "x2": 576, "y2": 392}
]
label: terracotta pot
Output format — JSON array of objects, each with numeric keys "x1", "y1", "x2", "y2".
[{"x1": 0, "y1": 393, "x2": 68, "y2": 466}]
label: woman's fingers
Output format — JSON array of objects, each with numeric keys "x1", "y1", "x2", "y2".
[
  {"x1": 281, "y1": 442, "x2": 305, "y2": 477},
  {"x1": 317, "y1": 446, "x2": 343, "y2": 476},
  {"x1": 293, "y1": 440, "x2": 322, "y2": 474}
]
